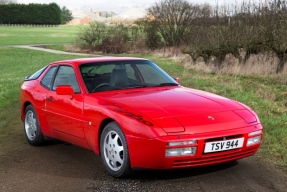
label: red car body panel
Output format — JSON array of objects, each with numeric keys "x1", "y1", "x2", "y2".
[
  {"x1": 126, "y1": 125, "x2": 262, "y2": 169},
  {"x1": 20, "y1": 57, "x2": 263, "y2": 170}
]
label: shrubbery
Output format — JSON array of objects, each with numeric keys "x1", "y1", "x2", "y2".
[
  {"x1": 77, "y1": 22, "x2": 108, "y2": 47},
  {"x1": 77, "y1": 22, "x2": 145, "y2": 54},
  {"x1": 184, "y1": 0, "x2": 287, "y2": 73},
  {"x1": 77, "y1": 0, "x2": 287, "y2": 73},
  {"x1": 0, "y1": 3, "x2": 61, "y2": 24}
]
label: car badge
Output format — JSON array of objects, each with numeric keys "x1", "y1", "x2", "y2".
[{"x1": 208, "y1": 116, "x2": 215, "y2": 120}]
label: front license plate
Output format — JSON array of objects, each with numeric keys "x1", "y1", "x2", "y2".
[{"x1": 204, "y1": 138, "x2": 244, "y2": 153}]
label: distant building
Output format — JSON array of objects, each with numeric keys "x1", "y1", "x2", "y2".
[
  {"x1": 111, "y1": 7, "x2": 147, "y2": 19},
  {"x1": 67, "y1": 9, "x2": 107, "y2": 25},
  {"x1": 66, "y1": 7, "x2": 147, "y2": 25}
]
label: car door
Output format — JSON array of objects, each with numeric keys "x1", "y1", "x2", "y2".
[{"x1": 45, "y1": 65, "x2": 85, "y2": 138}]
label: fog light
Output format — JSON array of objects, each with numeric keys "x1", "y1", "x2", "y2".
[
  {"x1": 247, "y1": 136, "x2": 261, "y2": 146},
  {"x1": 166, "y1": 147, "x2": 197, "y2": 157},
  {"x1": 167, "y1": 140, "x2": 197, "y2": 146}
]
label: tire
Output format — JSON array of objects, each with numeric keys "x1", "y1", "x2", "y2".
[
  {"x1": 24, "y1": 105, "x2": 46, "y2": 146},
  {"x1": 100, "y1": 122, "x2": 132, "y2": 178}
]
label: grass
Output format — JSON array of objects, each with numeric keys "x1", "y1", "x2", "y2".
[
  {"x1": 0, "y1": 25, "x2": 81, "y2": 45},
  {"x1": 0, "y1": 25, "x2": 286, "y2": 169},
  {"x1": 0, "y1": 47, "x2": 82, "y2": 143},
  {"x1": 45, "y1": 44, "x2": 66, "y2": 51}
]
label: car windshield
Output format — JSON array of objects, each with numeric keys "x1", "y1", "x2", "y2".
[{"x1": 80, "y1": 60, "x2": 179, "y2": 92}]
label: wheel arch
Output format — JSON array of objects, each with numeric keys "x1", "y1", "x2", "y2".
[
  {"x1": 21, "y1": 101, "x2": 32, "y2": 121},
  {"x1": 97, "y1": 118, "x2": 115, "y2": 155}
]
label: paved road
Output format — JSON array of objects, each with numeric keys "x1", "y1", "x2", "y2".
[{"x1": 11, "y1": 44, "x2": 101, "y2": 57}]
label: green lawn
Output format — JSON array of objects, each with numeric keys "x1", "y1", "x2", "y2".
[
  {"x1": 0, "y1": 25, "x2": 81, "y2": 45},
  {"x1": 0, "y1": 25, "x2": 286, "y2": 169},
  {"x1": 0, "y1": 47, "x2": 81, "y2": 139}
]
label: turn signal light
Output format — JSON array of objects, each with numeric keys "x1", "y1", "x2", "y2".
[
  {"x1": 248, "y1": 130, "x2": 262, "y2": 136},
  {"x1": 167, "y1": 140, "x2": 197, "y2": 147}
]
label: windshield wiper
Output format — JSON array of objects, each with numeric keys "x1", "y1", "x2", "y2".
[
  {"x1": 148, "y1": 83, "x2": 179, "y2": 87},
  {"x1": 125, "y1": 84, "x2": 148, "y2": 89}
]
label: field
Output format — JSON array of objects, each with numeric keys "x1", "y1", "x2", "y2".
[
  {"x1": 0, "y1": 47, "x2": 82, "y2": 142},
  {"x1": 0, "y1": 25, "x2": 80, "y2": 45},
  {"x1": 0, "y1": 26, "x2": 286, "y2": 169}
]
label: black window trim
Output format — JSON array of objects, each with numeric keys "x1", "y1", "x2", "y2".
[{"x1": 40, "y1": 65, "x2": 58, "y2": 90}]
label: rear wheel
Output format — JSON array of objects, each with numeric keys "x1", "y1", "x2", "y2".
[
  {"x1": 100, "y1": 122, "x2": 132, "y2": 178},
  {"x1": 24, "y1": 105, "x2": 46, "y2": 146}
]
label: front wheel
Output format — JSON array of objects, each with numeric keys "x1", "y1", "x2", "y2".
[
  {"x1": 24, "y1": 105, "x2": 46, "y2": 146},
  {"x1": 100, "y1": 122, "x2": 132, "y2": 178}
]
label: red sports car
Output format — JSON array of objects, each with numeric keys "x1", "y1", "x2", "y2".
[{"x1": 20, "y1": 57, "x2": 263, "y2": 177}]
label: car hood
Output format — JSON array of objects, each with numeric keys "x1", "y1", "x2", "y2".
[{"x1": 98, "y1": 87, "x2": 251, "y2": 133}]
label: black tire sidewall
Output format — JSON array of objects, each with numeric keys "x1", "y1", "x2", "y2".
[
  {"x1": 100, "y1": 122, "x2": 131, "y2": 178},
  {"x1": 24, "y1": 105, "x2": 45, "y2": 146}
]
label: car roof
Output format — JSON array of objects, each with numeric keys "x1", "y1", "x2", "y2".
[{"x1": 50, "y1": 57, "x2": 149, "y2": 67}]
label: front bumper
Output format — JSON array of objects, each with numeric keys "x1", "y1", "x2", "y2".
[{"x1": 126, "y1": 124, "x2": 263, "y2": 169}]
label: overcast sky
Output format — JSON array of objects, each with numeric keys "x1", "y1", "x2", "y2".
[{"x1": 17, "y1": 0, "x2": 245, "y2": 9}]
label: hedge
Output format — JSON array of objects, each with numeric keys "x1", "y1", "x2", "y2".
[{"x1": 0, "y1": 3, "x2": 61, "y2": 25}]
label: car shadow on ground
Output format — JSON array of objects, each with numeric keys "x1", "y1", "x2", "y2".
[
  {"x1": 131, "y1": 161, "x2": 238, "y2": 180},
  {"x1": 38, "y1": 141, "x2": 238, "y2": 180}
]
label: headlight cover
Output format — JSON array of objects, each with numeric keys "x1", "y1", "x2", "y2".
[{"x1": 234, "y1": 109, "x2": 257, "y2": 123}]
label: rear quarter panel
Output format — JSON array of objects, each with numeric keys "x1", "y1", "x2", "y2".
[{"x1": 21, "y1": 80, "x2": 52, "y2": 137}]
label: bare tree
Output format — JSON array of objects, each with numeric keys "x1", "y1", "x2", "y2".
[
  {"x1": 0, "y1": 0, "x2": 17, "y2": 4},
  {"x1": 148, "y1": 0, "x2": 201, "y2": 46}
]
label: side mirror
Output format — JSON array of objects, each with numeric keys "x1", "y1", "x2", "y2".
[
  {"x1": 56, "y1": 85, "x2": 75, "y2": 99},
  {"x1": 174, "y1": 77, "x2": 180, "y2": 83}
]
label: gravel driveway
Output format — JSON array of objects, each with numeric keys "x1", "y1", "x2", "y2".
[{"x1": 0, "y1": 118, "x2": 286, "y2": 192}]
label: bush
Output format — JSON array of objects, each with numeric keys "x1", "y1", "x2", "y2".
[
  {"x1": 147, "y1": 0, "x2": 203, "y2": 47},
  {"x1": 100, "y1": 26, "x2": 130, "y2": 54},
  {"x1": 77, "y1": 22, "x2": 134, "y2": 54},
  {"x1": 76, "y1": 0, "x2": 287, "y2": 74},
  {"x1": 0, "y1": 3, "x2": 61, "y2": 24},
  {"x1": 135, "y1": 19, "x2": 163, "y2": 49},
  {"x1": 77, "y1": 21, "x2": 109, "y2": 48},
  {"x1": 183, "y1": 0, "x2": 287, "y2": 73}
]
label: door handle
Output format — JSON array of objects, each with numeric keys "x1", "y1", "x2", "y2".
[{"x1": 46, "y1": 96, "x2": 54, "y2": 102}]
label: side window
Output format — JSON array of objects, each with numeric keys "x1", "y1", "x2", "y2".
[
  {"x1": 41, "y1": 66, "x2": 57, "y2": 89},
  {"x1": 28, "y1": 65, "x2": 47, "y2": 80},
  {"x1": 52, "y1": 66, "x2": 80, "y2": 93}
]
